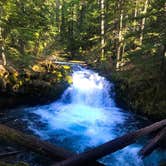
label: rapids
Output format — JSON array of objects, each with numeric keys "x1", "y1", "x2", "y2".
[{"x1": 7, "y1": 66, "x2": 165, "y2": 165}]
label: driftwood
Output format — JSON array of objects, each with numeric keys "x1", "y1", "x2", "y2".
[
  {"x1": 53, "y1": 119, "x2": 166, "y2": 166},
  {"x1": 139, "y1": 127, "x2": 166, "y2": 158},
  {"x1": 0, "y1": 124, "x2": 103, "y2": 166},
  {"x1": 0, "y1": 151, "x2": 22, "y2": 159}
]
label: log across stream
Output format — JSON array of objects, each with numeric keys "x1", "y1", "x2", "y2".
[{"x1": 0, "y1": 66, "x2": 165, "y2": 165}]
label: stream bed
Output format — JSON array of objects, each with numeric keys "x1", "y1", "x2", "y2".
[{"x1": 0, "y1": 66, "x2": 165, "y2": 166}]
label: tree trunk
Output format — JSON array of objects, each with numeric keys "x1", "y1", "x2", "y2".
[
  {"x1": 0, "y1": 25, "x2": 7, "y2": 66},
  {"x1": 0, "y1": 124, "x2": 103, "y2": 166},
  {"x1": 68, "y1": 3, "x2": 75, "y2": 55},
  {"x1": 116, "y1": 0, "x2": 123, "y2": 69},
  {"x1": 133, "y1": 0, "x2": 138, "y2": 31},
  {"x1": 100, "y1": 0, "x2": 105, "y2": 61},
  {"x1": 139, "y1": 127, "x2": 166, "y2": 158},
  {"x1": 53, "y1": 119, "x2": 166, "y2": 166},
  {"x1": 139, "y1": 0, "x2": 148, "y2": 45},
  {"x1": 1, "y1": 46, "x2": 6, "y2": 66},
  {"x1": 160, "y1": 44, "x2": 166, "y2": 75},
  {"x1": 60, "y1": 0, "x2": 65, "y2": 39},
  {"x1": 55, "y1": 0, "x2": 61, "y2": 33},
  {"x1": 0, "y1": 124, "x2": 74, "y2": 161},
  {"x1": 121, "y1": 41, "x2": 126, "y2": 58},
  {"x1": 79, "y1": 2, "x2": 86, "y2": 32}
]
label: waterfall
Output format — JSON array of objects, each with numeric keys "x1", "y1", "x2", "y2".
[
  {"x1": 61, "y1": 68, "x2": 114, "y2": 107},
  {"x1": 24, "y1": 66, "x2": 165, "y2": 166}
]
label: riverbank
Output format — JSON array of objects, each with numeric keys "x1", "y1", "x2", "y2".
[
  {"x1": 1, "y1": 66, "x2": 165, "y2": 166},
  {"x1": 0, "y1": 59, "x2": 72, "y2": 109},
  {"x1": 1, "y1": 52, "x2": 165, "y2": 120},
  {"x1": 91, "y1": 53, "x2": 166, "y2": 120}
]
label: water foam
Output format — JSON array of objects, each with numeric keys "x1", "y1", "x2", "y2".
[{"x1": 24, "y1": 67, "x2": 165, "y2": 165}]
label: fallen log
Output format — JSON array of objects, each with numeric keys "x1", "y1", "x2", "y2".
[
  {"x1": 0, "y1": 124, "x2": 103, "y2": 166},
  {"x1": 139, "y1": 127, "x2": 166, "y2": 158},
  {"x1": 0, "y1": 151, "x2": 23, "y2": 159},
  {"x1": 0, "y1": 124, "x2": 73, "y2": 160},
  {"x1": 53, "y1": 119, "x2": 166, "y2": 166}
]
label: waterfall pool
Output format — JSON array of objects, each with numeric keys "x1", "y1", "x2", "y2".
[{"x1": 1, "y1": 66, "x2": 165, "y2": 166}]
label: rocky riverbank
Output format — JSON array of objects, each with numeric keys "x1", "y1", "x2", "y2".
[{"x1": 0, "y1": 61, "x2": 72, "y2": 109}]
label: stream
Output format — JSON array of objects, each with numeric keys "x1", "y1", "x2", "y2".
[{"x1": 0, "y1": 66, "x2": 165, "y2": 166}]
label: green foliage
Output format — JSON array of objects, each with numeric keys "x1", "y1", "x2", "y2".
[
  {"x1": 1, "y1": 0, "x2": 165, "y2": 62},
  {"x1": 1, "y1": 0, "x2": 57, "y2": 62},
  {"x1": 112, "y1": 54, "x2": 166, "y2": 119},
  {"x1": 0, "y1": 0, "x2": 165, "y2": 118}
]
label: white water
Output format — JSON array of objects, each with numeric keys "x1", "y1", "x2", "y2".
[{"x1": 24, "y1": 66, "x2": 165, "y2": 166}]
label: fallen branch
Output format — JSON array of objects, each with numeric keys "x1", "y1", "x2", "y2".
[
  {"x1": 139, "y1": 127, "x2": 166, "y2": 158},
  {"x1": 0, "y1": 124, "x2": 103, "y2": 165},
  {"x1": 53, "y1": 119, "x2": 166, "y2": 166}
]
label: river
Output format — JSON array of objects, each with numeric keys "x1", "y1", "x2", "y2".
[{"x1": 0, "y1": 66, "x2": 165, "y2": 166}]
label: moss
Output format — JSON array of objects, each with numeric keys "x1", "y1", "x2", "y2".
[
  {"x1": 92, "y1": 53, "x2": 166, "y2": 120},
  {"x1": 0, "y1": 59, "x2": 71, "y2": 109},
  {"x1": 111, "y1": 54, "x2": 166, "y2": 120}
]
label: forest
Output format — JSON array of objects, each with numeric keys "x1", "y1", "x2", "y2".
[{"x1": 0, "y1": 0, "x2": 166, "y2": 166}]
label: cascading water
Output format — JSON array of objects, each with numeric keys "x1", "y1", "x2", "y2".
[{"x1": 23, "y1": 66, "x2": 165, "y2": 166}]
